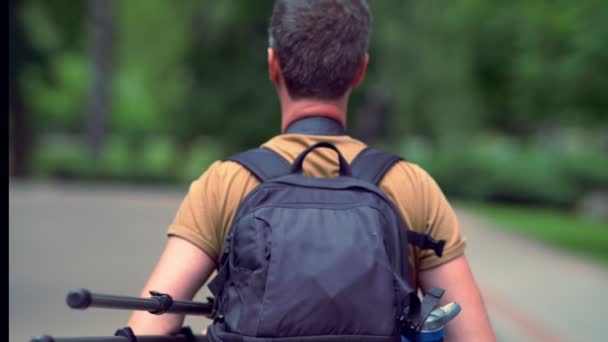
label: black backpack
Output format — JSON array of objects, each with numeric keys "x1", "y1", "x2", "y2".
[{"x1": 207, "y1": 142, "x2": 446, "y2": 342}]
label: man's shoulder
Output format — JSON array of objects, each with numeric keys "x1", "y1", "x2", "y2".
[
  {"x1": 382, "y1": 159, "x2": 443, "y2": 193},
  {"x1": 209, "y1": 140, "x2": 430, "y2": 183},
  {"x1": 191, "y1": 158, "x2": 256, "y2": 188}
]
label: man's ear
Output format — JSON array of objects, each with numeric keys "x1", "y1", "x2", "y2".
[
  {"x1": 352, "y1": 53, "x2": 369, "y2": 87},
  {"x1": 268, "y1": 48, "x2": 281, "y2": 85}
]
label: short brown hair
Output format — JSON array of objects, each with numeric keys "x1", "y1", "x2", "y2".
[{"x1": 269, "y1": 0, "x2": 372, "y2": 100}]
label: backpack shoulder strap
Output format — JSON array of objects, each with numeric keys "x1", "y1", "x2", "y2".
[
  {"x1": 210, "y1": 147, "x2": 290, "y2": 300},
  {"x1": 226, "y1": 147, "x2": 291, "y2": 182},
  {"x1": 351, "y1": 147, "x2": 446, "y2": 258},
  {"x1": 350, "y1": 147, "x2": 403, "y2": 185}
]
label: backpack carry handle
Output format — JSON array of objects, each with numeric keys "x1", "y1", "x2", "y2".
[{"x1": 291, "y1": 142, "x2": 352, "y2": 176}]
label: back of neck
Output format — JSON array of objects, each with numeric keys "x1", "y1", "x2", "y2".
[
  {"x1": 285, "y1": 116, "x2": 345, "y2": 135},
  {"x1": 281, "y1": 102, "x2": 347, "y2": 133}
]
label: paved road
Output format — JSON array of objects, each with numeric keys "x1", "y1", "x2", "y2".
[
  {"x1": 456, "y1": 209, "x2": 607, "y2": 342},
  {"x1": 9, "y1": 181, "x2": 607, "y2": 341}
]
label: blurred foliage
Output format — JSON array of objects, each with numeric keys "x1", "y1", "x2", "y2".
[
  {"x1": 9, "y1": 0, "x2": 608, "y2": 209},
  {"x1": 134, "y1": 137, "x2": 179, "y2": 182},
  {"x1": 400, "y1": 131, "x2": 608, "y2": 207},
  {"x1": 22, "y1": 52, "x2": 90, "y2": 133},
  {"x1": 97, "y1": 134, "x2": 133, "y2": 180},
  {"x1": 31, "y1": 133, "x2": 89, "y2": 179},
  {"x1": 180, "y1": 137, "x2": 225, "y2": 184}
]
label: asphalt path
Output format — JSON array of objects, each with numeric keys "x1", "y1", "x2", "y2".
[{"x1": 9, "y1": 181, "x2": 607, "y2": 341}]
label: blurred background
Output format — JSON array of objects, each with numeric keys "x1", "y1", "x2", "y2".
[{"x1": 9, "y1": 1, "x2": 607, "y2": 341}]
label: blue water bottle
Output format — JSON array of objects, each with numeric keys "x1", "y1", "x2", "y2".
[
  {"x1": 401, "y1": 302, "x2": 461, "y2": 342},
  {"x1": 402, "y1": 327, "x2": 445, "y2": 342}
]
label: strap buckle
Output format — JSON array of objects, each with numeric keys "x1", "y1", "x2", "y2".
[
  {"x1": 399, "y1": 287, "x2": 445, "y2": 334},
  {"x1": 422, "y1": 235, "x2": 446, "y2": 258}
]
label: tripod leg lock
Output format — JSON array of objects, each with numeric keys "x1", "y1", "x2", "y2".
[
  {"x1": 148, "y1": 290, "x2": 174, "y2": 315},
  {"x1": 179, "y1": 326, "x2": 196, "y2": 342},
  {"x1": 114, "y1": 327, "x2": 137, "y2": 342}
]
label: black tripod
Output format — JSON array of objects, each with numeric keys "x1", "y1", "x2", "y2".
[{"x1": 31, "y1": 288, "x2": 215, "y2": 342}]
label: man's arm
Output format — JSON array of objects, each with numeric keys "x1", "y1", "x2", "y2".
[
  {"x1": 127, "y1": 236, "x2": 217, "y2": 335},
  {"x1": 418, "y1": 254, "x2": 496, "y2": 342}
]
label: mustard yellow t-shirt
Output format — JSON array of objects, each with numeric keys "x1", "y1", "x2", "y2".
[{"x1": 168, "y1": 134, "x2": 466, "y2": 289}]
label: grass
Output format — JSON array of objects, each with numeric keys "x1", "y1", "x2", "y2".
[{"x1": 459, "y1": 201, "x2": 608, "y2": 265}]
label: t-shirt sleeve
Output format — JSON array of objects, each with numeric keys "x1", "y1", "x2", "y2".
[
  {"x1": 413, "y1": 165, "x2": 467, "y2": 271},
  {"x1": 167, "y1": 161, "x2": 224, "y2": 262}
]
